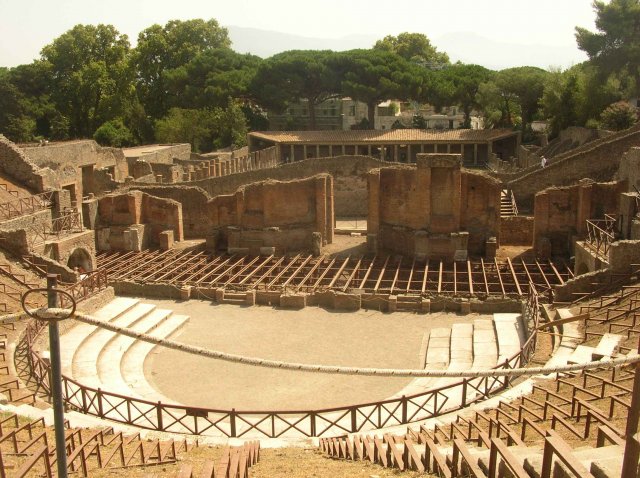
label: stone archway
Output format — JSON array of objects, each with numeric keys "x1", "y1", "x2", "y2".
[{"x1": 67, "y1": 247, "x2": 93, "y2": 274}]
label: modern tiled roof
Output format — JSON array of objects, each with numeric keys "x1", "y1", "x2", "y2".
[{"x1": 249, "y1": 129, "x2": 517, "y2": 144}]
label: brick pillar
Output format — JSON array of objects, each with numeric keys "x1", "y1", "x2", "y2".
[
  {"x1": 326, "y1": 175, "x2": 334, "y2": 244},
  {"x1": 235, "y1": 189, "x2": 244, "y2": 226},
  {"x1": 315, "y1": 176, "x2": 327, "y2": 244},
  {"x1": 576, "y1": 179, "x2": 593, "y2": 237},
  {"x1": 367, "y1": 170, "x2": 381, "y2": 234}
]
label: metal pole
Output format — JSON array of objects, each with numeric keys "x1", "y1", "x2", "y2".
[
  {"x1": 47, "y1": 274, "x2": 68, "y2": 478},
  {"x1": 622, "y1": 337, "x2": 640, "y2": 478}
]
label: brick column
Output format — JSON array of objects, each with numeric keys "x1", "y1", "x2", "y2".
[
  {"x1": 315, "y1": 176, "x2": 327, "y2": 244},
  {"x1": 367, "y1": 170, "x2": 381, "y2": 234}
]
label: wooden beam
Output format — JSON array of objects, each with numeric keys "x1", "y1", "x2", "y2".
[
  {"x1": 494, "y1": 258, "x2": 506, "y2": 297},
  {"x1": 295, "y1": 256, "x2": 326, "y2": 291},
  {"x1": 507, "y1": 257, "x2": 523, "y2": 295},
  {"x1": 421, "y1": 262, "x2": 429, "y2": 294},
  {"x1": 373, "y1": 256, "x2": 390, "y2": 292}
]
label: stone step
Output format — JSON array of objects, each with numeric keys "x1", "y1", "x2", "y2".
[
  {"x1": 568, "y1": 344, "x2": 597, "y2": 365},
  {"x1": 60, "y1": 297, "x2": 140, "y2": 376},
  {"x1": 71, "y1": 303, "x2": 157, "y2": 385},
  {"x1": 493, "y1": 313, "x2": 525, "y2": 363},
  {"x1": 472, "y1": 319, "x2": 498, "y2": 369},
  {"x1": 592, "y1": 333, "x2": 623, "y2": 360},
  {"x1": 449, "y1": 323, "x2": 473, "y2": 370},
  {"x1": 121, "y1": 313, "x2": 190, "y2": 403},
  {"x1": 97, "y1": 308, "x2": 173, "y2": 395},
  {"x1": 425, "y1": 328, "x2": 451, "y2": 367}
]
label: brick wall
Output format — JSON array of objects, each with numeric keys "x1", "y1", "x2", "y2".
[
  {"x1": 533, "y1": 180, "x2": 623, "y2": 256},
  {"x1": 183, "y1": 155, "x2": 396, "y2": 217},
  {"x1": 0, "y1": 135, "x2": 51, "y2": 192},
  {"x1": 509, "y1": 124, "x2": 640, "y2": 211},
  {"x1": 500, "y1": 216, "x2": 534, "y2": 246}
]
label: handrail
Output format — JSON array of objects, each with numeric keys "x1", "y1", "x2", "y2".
[
  {"x1": 59, "y1": 269, "x2": 108, "y2": 308},
  {"x1": 28, "y1": 210, "x2": 82, "y2": 247},
  {"x1": 0, "y1": 191, "x2": 54, "y2": 222},
  {"x1": 16, "y1": 285, "x2": 541, "y2": 438},
  {"x1": 585, "y1": 219, "x2": 615, "y2": 259}
]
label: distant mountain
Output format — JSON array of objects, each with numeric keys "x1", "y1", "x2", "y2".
[
  {"x1": 433, "y1": 32, "x2": 587, "y2": 70},
  {"x1": 226, "y1": 26, "x2": 586, "y2": 70},
  {"x1": 227, "y1": 26, "x2": 377, "y2": 58}
]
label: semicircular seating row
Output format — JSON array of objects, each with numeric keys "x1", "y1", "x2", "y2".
[
  {"x1": 60, "y1": 297, "x2": 190, "y2": 405},
  {"x1": 388, "y1": 312, "x2": 529, "y2": 404}
]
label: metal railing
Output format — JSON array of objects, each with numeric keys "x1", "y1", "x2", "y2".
[
  {"x1": 585, "y1": 215, "x2": 617, "y2": 259},
  {"x1": 0, "y1": 191, "x2": 54, "y2": 222},
  {"x1": 19, "y1": 286, "x2": 541, "y2": 439}
]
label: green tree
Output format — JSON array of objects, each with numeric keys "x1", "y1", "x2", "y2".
[
  {"x1": 435, "y1": 64, "x2": 494, "y2": 128},
  {"x1": 134, "y1": 19, "x2": 231, "y2": 120},
  {"x1": 164, "y1": 48, "x2": 261, "y2": 110},
  {"x1": 576, "y1": 0, "x2": 640, "y2": 95},
  {"x1": 155, "y1": 99, "x2": 247, "y2": 152},
  {"x1": 412, "y1": 114, "x2": 428, "y2": 129},
  {"x1": 40, "y1": 24, "x2": 132, "y2": 137},
  {"x1": 600, "y1": 101, "x2": 637, "y2": 130},
  {"x1": 478, "y1": 67, "x2": 548, "y2": 131},
  {"x1": 541, "y1": 68, "x2": 580, "y2": 137},
  {"x1": 251, "y1": 50, "x2": 340, "y2": 129},
  {"x1": 374, "y1": 32, "x2": 449, "y2": 66},
  {"x1": 0, "y1": 69, "x2": 32, "y2": 141},
  {"x1": 334, "y1": 49, "x2": 423, "y2": 125},
  {"x1": 93, "y1": 119, "x2": 133, "y2": 147}
]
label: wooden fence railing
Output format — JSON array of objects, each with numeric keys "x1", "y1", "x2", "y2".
[
  {"x1": 58, "y1": 269, "x2": 108, "y2": 308},
  {"x1": 28, "y1": 209, "x2": 82, "y2": 247},
  {"x1": 0, "y1": 191, "x2": 54, "y2": 222},
  {"x1": 19, "y1": 286, "x2": 540, "y2": 439}
]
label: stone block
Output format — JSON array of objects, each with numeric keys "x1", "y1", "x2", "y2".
[
  {"x1": 420, "y1": 298, "x2": 431, "y2": 313},
  {"x1": 280, "y1": 294, "x2": 306, "y2": 309},
  {"x1": 460, "y1": 299, "x2": 471, "y2": 314},
  {"x1": 215, "y1": 288, "x2": 225, "y2": 303},
  {"x1": 367, "y1": 234, "x2": 378, "y2": 253},
  {"x1": 244, "y1": 290, "x2": 256, "y2": 306},
  {"x1": 205, "y1": 234, "x2": 218, "y2": 251},
  {"x1": 260, "y1": 246, "x2": 276, "y2": 255},
  {"x1": 81, "y1": 197, "x2": 98, "y2": 230},
  {"x1": 388, "y1": 295, "x2": 397, "y2": 313},
  {"x1": 179, "y1": 286, "x2": 191, "y2": 300},
  {"x1": 333, "y1": 292, "x2": 361, "y2": 311},
  {"x1": 159, "y1": 230, "x2": 174, "y2": 250},
  {"x1": 485, "y1": 237, "x2": 497, "y2": 259}
]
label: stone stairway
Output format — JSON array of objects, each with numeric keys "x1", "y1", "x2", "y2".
[
  {"x1": 390, "y1": 313, "x2": 525, "y2": 401},
  {"x1": 500, "y1": 189, "x2": 517, "y2": 217},
  {"x1": 60, "y1": 297, "x2": 190, "y2": 404}
]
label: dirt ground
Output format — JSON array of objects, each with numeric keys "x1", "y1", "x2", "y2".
[{"x1": 142, "y1": 298, "x2": 481, "y2": 411}]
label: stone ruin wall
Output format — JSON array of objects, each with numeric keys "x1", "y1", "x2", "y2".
[
  {"x1": 96, "y1": 191, "x2": 183, "y2": 251},
  {"x1": 0, "y1": 135, "x2": 53, "y2": 192},
  {"x1": 19, "y1": 139, "x2": 129, "y2": 206},
  {"x1": 368, "y1": 154, "x2": 501, "y2": 259},
  {"x1": 508, "y1": 124, "x2": 640, "y2": 211},
  {"x1": 533, "y1": 180, "x2": 624, "y2": 257},
  {"x1": 209, "y1": 174, "x2": 333, "y2": 254},
  {"x1": 171, "y1": 155, "x2": 392, "y2": 217},
  {"x1": 120, "y1": 174, "x2": 334, "y2": 255},
  {"x1": 615, "y1": 147, "x2": 640, "y2": 191}
]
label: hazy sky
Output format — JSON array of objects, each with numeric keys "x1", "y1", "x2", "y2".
[{"x1": 0, "y1": 0, "x2": 598, "y2": 67}]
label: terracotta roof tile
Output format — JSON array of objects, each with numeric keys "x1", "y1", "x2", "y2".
[{"x1": 249, "y1": 129, "x2": 517, "y2": 144}]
